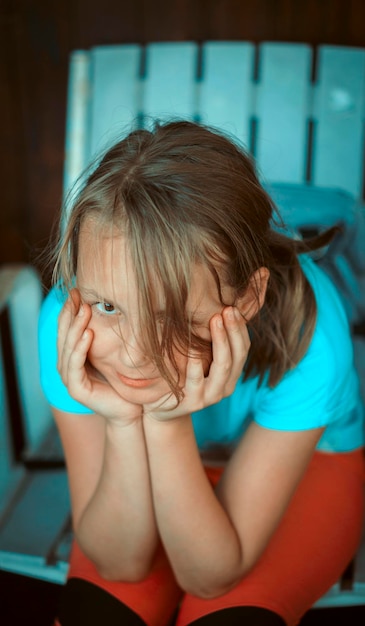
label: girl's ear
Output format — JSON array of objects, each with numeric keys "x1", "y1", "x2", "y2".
[{"x1": 235, "y1": 267, "x2": 270, "y2": 321}]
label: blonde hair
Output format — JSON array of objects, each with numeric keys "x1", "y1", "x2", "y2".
[{"x1": 54, "y1": 120, "x2": 338, "y2": 397}]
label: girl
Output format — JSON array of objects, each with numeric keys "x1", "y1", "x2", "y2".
[{"x1": 39, "y1": 121, "x2": 364, "y2": 626}]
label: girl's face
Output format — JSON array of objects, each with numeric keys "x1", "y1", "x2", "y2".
[{"x1": 76, "y1": 220, "x2": 235, "y2": 406}]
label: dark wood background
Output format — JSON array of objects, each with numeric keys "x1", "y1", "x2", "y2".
[{"x1": 1, "y1": 0, "x2": 365, "y2": 268}]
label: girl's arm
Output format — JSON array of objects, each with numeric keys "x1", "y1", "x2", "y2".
[
  {"x1": 143, "y1": 307, "x2": 324, "y2": 597},
  {"x1": 54, "y1": 291, "x2": 158, "y2": 581},
  {"x1": 54, "y1": 408, "x2": 158, "y2": 582},
  {"x1": 144, "y1": 414, "x2": 323, "y2": 598}
]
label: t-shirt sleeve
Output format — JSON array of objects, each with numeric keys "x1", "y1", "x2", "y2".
[
  {"x1": 38, "y1": 287, "x2": 93, "y2": 414},
  {"x1": 254, "y1": 327, "x2": 357, "y2": 431},
  {"x1": 254, "y1": 259, "x2": 359, "y2": 432}
]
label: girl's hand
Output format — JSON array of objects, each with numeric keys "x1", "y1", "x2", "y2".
[
  {"x1": 143, "y1": 306, "x2": 250, "y2": 421},
  {"x1": 57, "y1": 289, "x2": 142, "y2": 425}
]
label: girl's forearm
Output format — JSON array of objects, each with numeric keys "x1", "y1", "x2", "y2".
[
  {"x1": 75, "y1": 419, "x2": 158, "y2": 581},
  {"x1": 143, "y1": 414, "x2": 244, "y2": 597}
]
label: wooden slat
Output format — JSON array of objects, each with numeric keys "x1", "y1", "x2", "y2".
[
  {"x1": 90, "y1": 45, "x2": 142, "y2": 156},
  {"x1": 0, "y1": 266, "x2": 51, "y2": 456},
  {"x1": 313, "y1": 46, "x2": 365, "y2": 199},
  {"x1": 0, "y1": 470, "x2": 70, "y2": 557},
  {"x1": 0, "y1": 338, "x2": 11, "y2": 497},
  {"x1": 1, "y1": 267, "x2": 52, "y2": 451},
  {"x1": 143, "y1": 42, "x2": 198, "y2": 125},
  {"x1": 268, "y1": 183, "x2": 356, "y2": 229},
  {"x1": 63, "y1": 51, "x2": 91, "y2": 200},
  {"x1": 0, "y1": 337, "x2": 25, "y2": 511},
  {"x1": 256, "y1": 43, "x2": 312, "y2": 183},
  {"x1": 199, "y1": 41, "x2": 254, "y2": 147}
]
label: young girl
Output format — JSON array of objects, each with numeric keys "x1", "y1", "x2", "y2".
[{"x1": 39, "y1": 121, "x2": 364, "y2": 626}]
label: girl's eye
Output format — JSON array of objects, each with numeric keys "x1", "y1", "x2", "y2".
[{"x1": 94, "y1": 302, "x2": 118, "y2": 316}]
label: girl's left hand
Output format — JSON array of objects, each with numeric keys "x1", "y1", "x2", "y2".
[{"x1": 143, "y1": 306, "x2": 250, "y2": 421}]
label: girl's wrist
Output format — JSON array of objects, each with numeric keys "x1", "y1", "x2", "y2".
[
  {"x1": 143, "y1": 412, "x2": 193, "y2": 448},
  {"x1": 105, "y1": 413, "x2": 143, "y2": 435},
  {"x1": 143, "y1": 411, "x2": 191, "y2": 426}
]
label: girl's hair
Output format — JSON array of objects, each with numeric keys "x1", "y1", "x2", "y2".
[{"x1": 54, "y1": 120, "x2": 338, "y2": 397}]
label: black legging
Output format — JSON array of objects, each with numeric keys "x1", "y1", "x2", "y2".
[{"x1": 58, "y1": 578, "x2": 286, "y2": 626}]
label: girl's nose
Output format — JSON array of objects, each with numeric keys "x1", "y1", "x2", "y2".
[{"x1": 118, "y1": 326, "x2": 149, "y2": 369}]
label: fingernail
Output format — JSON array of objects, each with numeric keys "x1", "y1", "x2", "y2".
[
  {"x1": 216, "y1": 316, "x2": 223, "y2": 329},
  {"x1": 227, "y1": 307, "x2": 235, "y2": 321},
  {"x1": 78, "y1": 304, "x2": 84, "y2": 317}
]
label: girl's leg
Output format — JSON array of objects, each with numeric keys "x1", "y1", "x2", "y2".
[
  {"x1": 177, "y1": 449, "x2": 365, "y2": 626},
  {"x1": 55, "y1": 541, "x2": 182, "y2": 626},
  {"x1": 187, "y1": 606, "x2": 285, "y2": 625},
  {"x1": 56, "y1": 578, "x2": 148, "y2": 626}
]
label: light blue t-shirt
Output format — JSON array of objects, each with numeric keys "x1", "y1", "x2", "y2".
[{"x1": 38, "y1": 257, "x2": 364, "y2": 453}]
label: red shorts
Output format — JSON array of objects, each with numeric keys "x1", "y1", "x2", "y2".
[{"x1": 59, "y1": 449, "x2": 365, "y2": 626}]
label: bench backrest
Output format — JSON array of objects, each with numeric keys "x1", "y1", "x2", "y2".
[
  {"x1": 63, "y1": 42, "x2": 365, "y2": 204},
  {"x1": 0, "y1": 266, "x2": 51, "y2": 511}
]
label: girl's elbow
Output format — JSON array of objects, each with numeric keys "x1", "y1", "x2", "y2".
[
  {"x1": 75, "y1": 532, "x2": 156, "y2": 583},
  {"x1": 179, "y1": 571, "x2": 245, "y2": 600},
  {"x1": 97, "y1": 558, "x2": 152, "y2": 583},
  {"x1": 178, "y1": 555, "x2": 256, "y2": 599},
  {"x1": 182, "y1": 580, "x2": 236, "y2": 600}
]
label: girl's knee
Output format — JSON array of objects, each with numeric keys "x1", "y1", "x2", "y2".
[
  {"x1": 57, "y1": 578, "x2": 147, "y2": 626},
  {"x1": 184, "y1": 606, "x2": 286, "y2": 626}
]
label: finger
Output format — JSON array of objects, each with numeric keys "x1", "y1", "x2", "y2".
[
  {"x1": 62, "y1": 302, "x2": 92, "y2": 380},
  {"x1": 205, "y1": 307, "x2": 250, "y2": 400},
  {"x1": 209, "y1": 312, "x2": 233, "y2": 374},
  {"x1": 185, "y1": 354, "x2": 205, "y2": 389},
  {"x1": 57, "y1": 289, "x2": 80, "y2": 361},
  {"x1": 203, "y1": 313, "x2": 233, "y2": 402},
  {"x1": 222, "y1": 307, "x2": 251, "y2": 362},
  {"x1": 222, "y1": 306, "x2": 251, "y2": 386},
  {"x1": 58, "y1": 296, "x2": 92, "y2": 384},
  {"x1": 57, "y1": 297, "x2": 74, "y2": 374},
  {"x1": 70, "y1": 288, "x2": 81, "y2": 310},
  {"x1": 177, "y1": 356, "x2": 206, "y2": 412},
  {"x1": 65, "y1": 328, "x2": 94, "y2": 399}
]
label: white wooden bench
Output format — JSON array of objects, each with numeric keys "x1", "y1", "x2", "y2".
[
  {"x1": 0, "y1": 266, "x2": 70, "y2": 584},
  {"x1": 63, "y1": 42, "x2": 365, "y2": 200},
  {"x1": 0, "y1": 41, "x2": 364, "y2": 612}
]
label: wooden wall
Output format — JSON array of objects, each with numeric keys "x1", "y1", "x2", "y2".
[{"x1": 1, "y1": 0, "x2": 365, "y2": 267}]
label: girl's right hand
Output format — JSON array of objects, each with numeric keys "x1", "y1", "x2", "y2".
[{"x1": 57, "y1": 289, "x2": 142, "y2": 425}]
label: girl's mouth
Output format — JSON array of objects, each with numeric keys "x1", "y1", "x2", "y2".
[{"x1": 117, "y1": 373, "x2": 160, "y2": 388}]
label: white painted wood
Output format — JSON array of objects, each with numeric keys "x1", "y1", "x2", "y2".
[
  {"x1": 0, "y1": 471, "x2": 70, "y2": 557},
  {"x1": 143, "y1": 42, "x2": 198, "y2": 125},
  {"x1": 0, "y1": 470, "x2": 70, "y2": 583},
  {"x1": 0, "y1": 338, "x2": 25, "y2": 511},
  {"x1": 256, "y1": 43, "x2": 312, "y2": 183},
  {"x1": 63, "y1": 41, "x2": 365, "y2": 203},
  {"x1": 0, "y1": 551, "x2": 68, "y2": 584},
  {"x1": 0, "y1": 266, "x2": 51, "y2": 453},
  {"x1": 89, "y1": 45, "x2": 142, "y2": 157},
  {"x1": 313, "y1": 46, "x2": 365, "y2": 198},
  {"x1": 63, "y1": 50, "x2": 91, "y2": 201},
  {"x1": 199, "y1": 41, "x2": 255, "y2": 147},
  {"x1": 268, "y1": 183, "x2": 356, "y2": 229}
]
